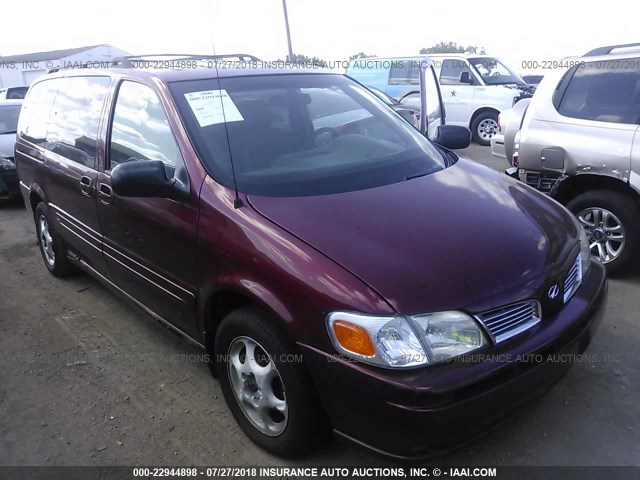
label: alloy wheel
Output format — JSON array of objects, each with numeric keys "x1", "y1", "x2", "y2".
[
  {"x1": 227, "y1": 336, "x2": 288, "y2": 436},
  {"x1": 577, "y1": 207, "x2": 625, "y2": 264},
  {"x1": 39, "y1": 215, "x2": 56, "y2": 266}
]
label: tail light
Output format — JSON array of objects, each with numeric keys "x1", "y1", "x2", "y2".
[{"x1": 512, "y1": 130, "x2": 521, "y2": 167}]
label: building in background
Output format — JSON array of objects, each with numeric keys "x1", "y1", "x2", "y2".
[{"x1": 0, "y1": 44, "x2": 131, "y2": 89}]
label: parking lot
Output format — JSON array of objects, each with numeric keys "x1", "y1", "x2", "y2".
[{"x1": 1, "y1": 144, "x2": 639, "y2": 467}]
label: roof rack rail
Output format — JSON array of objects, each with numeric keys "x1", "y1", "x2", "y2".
[
  {"x1": 112, "y1": 53, "x2": 261, "y2": 67},
  {"x1": 47, "y1": 53, "x2": 260, "y2": 73},
  {"x1": 584, "y1": 43, "x2": 640, "y2": 57}
]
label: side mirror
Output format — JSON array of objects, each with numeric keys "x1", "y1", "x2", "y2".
[
  {"x1": 432, "y1": 125, "x2": 471, "y2": 150},
  {"x1": 397, "y1": 109, "x2": 419, "y2": 128},
  {"x1": 459, "y1": 72, "x2": 473, "y2": 85},
  {"x1": 111, "y1": 160, "x2": 188, "y2": 202}
]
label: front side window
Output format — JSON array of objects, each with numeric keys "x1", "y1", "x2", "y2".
[
  {"x1": 469, "y1": 57, "x2": 523, "y2": 85},
  {"x1": 46, "y1": 76, "x2": 110, "y2": 168},
  {"x1": 169, "y1": 74, "x2": 446, "y2": 197},
  {"x1": 0, "y1": 105, "x2": 21, "y2": 135},
  {"x1": 558, "y1": 59, "x2": 640, "y2": 124},
  {"x1": 439, "y1": 59, "x2": 474, "y2": 85},
  {"x1": 109, "y1": 81, "x2": 183, "y2": 177}
]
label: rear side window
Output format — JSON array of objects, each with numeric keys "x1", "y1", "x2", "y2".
[
  {"x1": 46, "y1": 76, "x2": 110, "y2": 168},
  {"x1": 388, "y1": 61, "x2": 419, "y2": 85},
  {"x1": 109, "y1": 81, "x2": 183, "y2": 177},
  {"x1": 557, "y1": 59, "x2": 640, "y2": 124},
  {"x1": 18, "y1": 79, "x2": 59, "y2": 147},
  {"x1": 439, "y1": 59, "x2": 473, "y2": 85}
]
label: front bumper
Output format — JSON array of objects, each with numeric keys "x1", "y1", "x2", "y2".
[
  {"x1": 301, "y1": 260, "x2": 607, "y2": 459},
  {"x1": 490, "y1": 133, "x2": 506, "y2": 159},
  {"x1": 0, "y1": 169, "x2": 20, "y2": 200}
]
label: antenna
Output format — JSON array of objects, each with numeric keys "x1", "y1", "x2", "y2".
[{"x1": 210, "y1": 46, "x2": 243, "y2": 208}]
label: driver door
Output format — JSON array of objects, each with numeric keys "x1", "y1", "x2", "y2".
[
  {"x1": 438, "y1": 59, "x2": 477, "y2": 126},
  {"x1": 420, "y1": 65, "x2": 445, "y2": 140},
  {"x1": 96, "y1": 80, "x2": 200, "y2": 337}
]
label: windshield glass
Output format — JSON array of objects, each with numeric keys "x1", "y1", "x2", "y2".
[
  {"x1": 469, "y1": 57, "x2": 524, "y2": 85},
  {"x1": 0, "y1": 105, "x2": 21, "y2": 134},
  {"x1": 366, "y1": 86, "x2": 396, "y2": 106},
  {"x1": 169, "y1": 74, "x2": 445, "y2": 197}
]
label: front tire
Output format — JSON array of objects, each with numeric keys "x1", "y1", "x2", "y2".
[
  {"x1": 35, "y1": 202, "x2": 73, "y2": 277},
  {"x1": 566, "y1": 190, "x2": 640, "y2": 275},
  {"x1": 471, "y1": 111, "x2": 499, "y2": 146},
  {"x1": 214, "y1": 307, "x2": 328, "y2": 457}
]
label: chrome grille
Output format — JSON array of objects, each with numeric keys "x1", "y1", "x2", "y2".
[
  {"x1": 563, "y1": 254, "x2": 582, "y2": 303},
  {"x1": 476, "y1": 301, "x2": 541, "y2": 344}
]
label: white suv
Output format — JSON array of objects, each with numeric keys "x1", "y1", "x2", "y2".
[
  {"x1": 347, "y1": 54, "x2": 532, "y2": 146},
  {"x1": 429, "y1": 54, "x2": 534, "y2": 145}
]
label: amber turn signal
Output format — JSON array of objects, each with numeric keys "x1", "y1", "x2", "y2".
[{"x1": 332, "y1": 320, "x2": 376, "y2": 357}]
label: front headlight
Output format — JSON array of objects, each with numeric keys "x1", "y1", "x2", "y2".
[
  {"x1": 411, "y1": 311, "x2": 488, "y2": 364},
  {"x1": 326, "y1": 310, "x2": 487, "y2": 369},
  {"x1": 579, "y1": 226, "x2": 593, "y2": 276}
]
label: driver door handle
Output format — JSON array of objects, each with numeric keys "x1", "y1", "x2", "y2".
[
  {"x1": 79, "y1": 175, "x2": 92, "y2": 196},
  {"x1": 98, "y1": 183, "x2": 113, "y2": 204}
]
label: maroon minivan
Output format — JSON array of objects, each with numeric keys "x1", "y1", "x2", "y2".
[{"x1": 15, "y1": 57, "x2": 608, "y2": 459}]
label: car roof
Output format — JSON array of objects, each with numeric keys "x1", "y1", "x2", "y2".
[
  {"x1": 349, "y1": 55, "x2": 432, "y2": 63},
  {"x1": 0, "y1": 99, "x2": 23, "y2": 106},
  {"x1": 42, "y1": 66, "x2": 338, "y2": 84},
  {"x1": 427, "y1": 53, "x2": 492, "y2": 58}
]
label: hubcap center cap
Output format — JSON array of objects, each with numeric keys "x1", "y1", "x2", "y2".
[{"x1": 592, "y1": 228, "x2": 606, "y2": 242}]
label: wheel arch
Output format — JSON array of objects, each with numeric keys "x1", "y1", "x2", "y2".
[
  {"x1": 28, "y1": 184, "x2": 46, "y2": 215},
  {"x1": 469, "y1": 106, "x2": 500, "y2": 129},
  {"x1": 553, "y1": 173, "x2": 640, "y2": 206},
  {"x1": 200, "y1": 284, "x2": 297, "y2": 369}
]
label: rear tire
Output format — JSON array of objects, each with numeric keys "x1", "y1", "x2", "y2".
[
  {"x1": 35, "y1": 202, "x2": 73, "y2": 277},
  {"x1": 214, "y1": 307, "x2": 329, "y2": 457},
  {"x1": 471, "y1": 111, "x2": 499, "y2": 146},
  {"x1": 566, "y1": 190, "x2": 640, "y2": 275}
]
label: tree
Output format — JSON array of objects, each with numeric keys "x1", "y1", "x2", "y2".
[
  {"x1": 420, "y1": 42, "x2": 485, "y2": 54},
  {"x1": 348, "y1": 52, "x2": 376, "y2": 61}
]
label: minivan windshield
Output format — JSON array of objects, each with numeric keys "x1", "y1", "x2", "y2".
[
  {"x1": 0, "y1": 105, "x2": 21, "y2": 135},
  {"x1": 469, "y1": 57, "x2": 524, "y2": 85},
  {"x1": 169, "y1": 74, "x2": 446, "y2": 196}
]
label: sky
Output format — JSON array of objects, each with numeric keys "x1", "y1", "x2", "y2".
[{"x1": 2, "y1": 0, "x2": 639, "y2": 73}]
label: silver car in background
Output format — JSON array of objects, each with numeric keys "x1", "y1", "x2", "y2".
[
  {"x1": 514, "y1": 43, "x2": 640, "y2": 274},
  {"x1": 491, "y1": 98, "x2": 531, "y2": 162}
]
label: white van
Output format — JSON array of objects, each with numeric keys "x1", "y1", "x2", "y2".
[{"x1": 347, "y1": 54, "x2": 532, "y2": 145}]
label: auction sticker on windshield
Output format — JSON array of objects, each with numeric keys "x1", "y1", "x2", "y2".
[{"x1": 184, "y1": 89, "x2": 244, "y2": 127}]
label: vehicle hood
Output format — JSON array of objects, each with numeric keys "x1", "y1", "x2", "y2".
[
  {"x1": 247, "y1": 159, "x2": 579, "y2": 314},
  {"x1": 0, "y1": 155, "x2": 16, "y2": 169}
]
